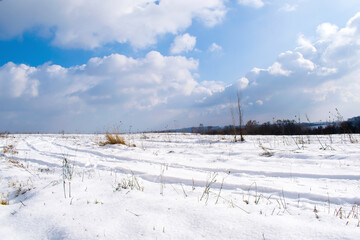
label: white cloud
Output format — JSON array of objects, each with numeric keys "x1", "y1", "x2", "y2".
[
  {"x1": 198, "y1": 12, "x2": 360, "y2": 122},
  {"x1": 303, "y1": 69, "x2": 360, "y2": 103},
  {"x1": 0, "y1": 51, "x2": 230, "y2": 131},
  {"x1": 208, "y1": 42, "x2": 222, "y2": 52},
  {"x1": 249, "y1": 51, "x2": 314, "y2": 78},
  {"x1": 0, "y1": 0, "x2": 226, "y2": 49},
  {"x1": 295, "y1": 34, "x2": 317, "y2": 56},
  {"x1": 237, "y1": 77, "x2": 249, "y2": 89},
  {"x1": 3, "y1": 9, "x2": 360, "y2": 131},
  {"x1": 1, "y1": 51, "x2": 203, "y2": 106},
  {"x1": 72, "y1": 51, "x2": 202, "y2": 109},
  {"x1": 237, "y1": 0, "x2": 264, "y2": 8},
  {"x1": 318, "y1": 14, "x2": 360, "y2": 69},
  {"x1": 316, "y1": 67, "x2": 338, "y2": 76},
  {"x1": 196, "y1": 81, "x2": 225, "y2": 95},
  {"x1": 316, "y1": 23, "x2": 339, "y2": 39},
  {"x1": 170, "y1": 33, "x2": 196, "y2": 54},
  {"x1": 279, "y1": 4, "x2": 297, "y2": 12},
  {"x1": 0, "y1": 63, "x2": 39, "y2": 98},
  {"x1": 278, "y1": 51, "x2": 315, "y2": 72},
  {"x1": 268, "y1": 62, "x2": 292, "y2": 76}
]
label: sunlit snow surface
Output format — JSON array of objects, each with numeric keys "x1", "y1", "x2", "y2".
[{"x1": 1, "y1": 133, "x2": 360, "y2": 239}]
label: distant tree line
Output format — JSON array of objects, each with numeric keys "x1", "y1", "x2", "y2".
[{"x1": 192, "y1": 117, "x2": 360, "y2": 135}]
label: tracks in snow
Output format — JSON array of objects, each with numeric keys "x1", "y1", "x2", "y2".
[{"x1": 10, "y1": 134, "x2": 360, "y2": 207}]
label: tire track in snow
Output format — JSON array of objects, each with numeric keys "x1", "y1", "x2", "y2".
[
  {"x1": 16, "y1": 134, "x2": 360, "y2": 207},
  {"x1": 43, "y1": 137, "x2": 360, "y2": 186}
]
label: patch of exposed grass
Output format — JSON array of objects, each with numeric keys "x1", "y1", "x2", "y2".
[
  {"x1": 7, "y1": 159, "x2": 26, "y2": 170},
  {"x1": 99, "y1": 132, "x2": 136, "y2": 147},
  {"x1": 100, "y1": 132, "x2": 127, "y2": 146},
  {"x1": 0, "y1": 194, "x2": 9, "y2": 205},
  {"x1": 0, "y1": 199, "x2": 9, "y2": 205},
  {"x1": 3, "y1": 144, "x2": 18, "y2": 155}
]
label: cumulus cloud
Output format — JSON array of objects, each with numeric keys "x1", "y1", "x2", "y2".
[
  {"x1": 170, "y1": 33, "x2": 196, "y2": 54},
  {"x1": 31, "y1": 51, "x2": 200, "y2": 108},
  {"x1": 278, "y1": 51, "x2": 315, "y2": 72},
  {"x1": 295, "y1": 34, "x2": 317, "y2": 57},
  {"x1": 267, "y1": 62, "x2": 292, "y2": 76},
  {"x1": 237, "y1": 77, "x2": 249, "y2": 89},
  {"x1": 0, "y1": 51, "x2": 228, "y2": 132},
  {"x1": 237, "y1": 0, "x2": 264, "y2": 8},
  {"x1": 316, "y1": 23, "x2": 339, "y2": 39},
  {"x1": 0, "y1": 63, "x2": 39, "y2": 98},
  {"x1": 195, "y1": 81, "x2": 225, "y2": 96},
  {"x1": 317, "y1": 14, "x2": 360, "y2": 69},
  {"x1": 2, "y1": 8, "x2": 360, "y2": 131},
  {"x1": 199, "y1": 12, "x2": 360, "y2": 122},
  {"x1": 250, "y1": 51, "x2": 315, "y2": 78},
  {"x1": 0, "y1": 0, "x2": 226, "y2": 49}
]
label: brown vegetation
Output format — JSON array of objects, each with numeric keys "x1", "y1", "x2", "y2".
[
  {"x1": 0, "y1": 198, "x2": 9, "y2": 205},
  {"x1": 99, "y1": 132, "x2": 127, "y2": 146}
]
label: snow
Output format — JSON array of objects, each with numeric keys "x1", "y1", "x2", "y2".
[{"x1": 1, "y1": 133, "x2": 360, "y2": 239}]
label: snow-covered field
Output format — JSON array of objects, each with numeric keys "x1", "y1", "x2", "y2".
[{"x1": 1, "y1": 133, "x2": 360, "y2": 239}]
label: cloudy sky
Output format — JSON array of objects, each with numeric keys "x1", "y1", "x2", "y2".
[{"x1": 1, "y1": 0, "x2": 360, "y2": 133}]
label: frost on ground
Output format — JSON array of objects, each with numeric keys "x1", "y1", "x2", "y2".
[{"x1": 1, "y1": 133, "x2": 360, "y2": 239}]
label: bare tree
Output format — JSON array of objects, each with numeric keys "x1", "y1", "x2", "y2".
[
  {"x1": 237, "y1": 92, "x2": 245, "y2": 142},
  {"x1": 230, "y1": 105, "x2": 237, "y2": 142}
]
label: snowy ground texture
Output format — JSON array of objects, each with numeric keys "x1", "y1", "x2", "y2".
[{"x1": 1, "y1": 133, "x2": 360, "y2": 239}]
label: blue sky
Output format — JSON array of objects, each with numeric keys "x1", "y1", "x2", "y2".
[{"x1": 1, "y1": 0, "x2": 360, "y2": 133}]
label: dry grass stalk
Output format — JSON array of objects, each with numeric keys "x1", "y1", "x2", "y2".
[
  {"x1": 106, "y1": 132, "x2": 126, "y2": 145},
  {"x1": 100, "y1": 132, "x2": 127, "y2": 146},
  {"x1": 3, "y1": 145, "x2": 18, "y2": 155},
  {"x1": 0, "y1": 198, "x2": 9, "y2": 205},
  {"x1": 114, "y1": 173, "x2": 143, "y2": 192},
  {"x1": 200, "y1": 172, "x2": 218, "y2": 203},
  {"x1": 62, "y1": 157, "x2": 74, "y2": 199},
  {"x1": 259, "y1": 143, "x2": 273, "y2": 157},
  {"x1": 215, "y1": 178, "x2": 224, "y2": 204}
]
